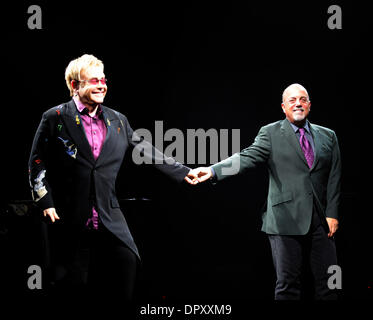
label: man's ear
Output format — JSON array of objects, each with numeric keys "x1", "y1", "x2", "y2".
[
  {"x1": 281, "y1": 103, "x2": 286, "y2": 114},
  {"x1": 71, "y1": 80, "x2": 79, "y2": 90}
]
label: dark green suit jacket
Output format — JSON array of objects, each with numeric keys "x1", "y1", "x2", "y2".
[{"x1": 211, "y1": 118, "x2": 341, "y2": 235}]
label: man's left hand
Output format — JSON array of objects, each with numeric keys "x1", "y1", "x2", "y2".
[
  {"x1": 184, "y1": 170, "x2": 199, "y2": 185},
  {"x1": 326, "y1": 217, "x2": 339, "y2": 238}
]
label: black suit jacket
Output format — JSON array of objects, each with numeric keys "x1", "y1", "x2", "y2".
[{"x1": 28, "y1": 99, "x2": 190, "y2": 259}]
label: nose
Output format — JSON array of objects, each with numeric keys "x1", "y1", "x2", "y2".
[
  {"x1": 96, "y1": 81, "x2": 107, "y2": 90},
  {"x1": 294, "y1": 98, "x2": 304, "y2": 108}
]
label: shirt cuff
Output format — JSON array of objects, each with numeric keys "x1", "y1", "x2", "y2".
[{"x1": 210, "y1": 166, "x2": 215, "y2": 178}]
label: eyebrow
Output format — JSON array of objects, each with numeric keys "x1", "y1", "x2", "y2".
[{"x1": 288, "y1": 96, "x2": 308, "y2": 100}]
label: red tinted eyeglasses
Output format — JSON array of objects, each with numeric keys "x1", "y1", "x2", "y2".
[{"x1": 78, "y1": 78, "x2": 107, "y2": 86}]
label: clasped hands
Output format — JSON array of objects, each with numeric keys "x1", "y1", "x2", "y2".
[{"x1": 184, "y1": 167, "x2": 212, "y2": 185}]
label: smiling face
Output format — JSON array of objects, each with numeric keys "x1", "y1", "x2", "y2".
[
  {"x1": 281, "y1": 84, "x2": 311, "y2": 126},
  {"x1": 74, "y1": 66, "x2": 107, "y2": 108}
]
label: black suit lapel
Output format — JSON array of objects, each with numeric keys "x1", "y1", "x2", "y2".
[
  {"x1": 280, "y1": 119, "x2": 309, "y2": 168},
  {"x1": 95, "y1": 107, "x2": 118, "y2": 167},
  {"x1": 61, "y1": 100, "x2": 96, "y2": 165}
]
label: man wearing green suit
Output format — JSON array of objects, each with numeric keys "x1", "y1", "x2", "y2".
[{"x1": 191, "y1": 84, "x2": 341, "y2": 300}]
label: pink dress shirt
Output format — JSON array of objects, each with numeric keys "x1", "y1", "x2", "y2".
[{"x1": 73, "y1": 96, "x2": 107, "y2": 229}]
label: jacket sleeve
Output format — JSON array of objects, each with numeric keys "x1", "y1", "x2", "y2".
[
  {"x1": 211, "y1": 125, "x2": 271, "y2": 181},
  {"x1": 28, "y1": 111, "x2": 55, "y2": 210},
  {"x1": 325, "y1": 131, "x2": 342, "y2": 219},
  {"x1": 121, "y1": 114, "x2": 190, "y2": 183}
]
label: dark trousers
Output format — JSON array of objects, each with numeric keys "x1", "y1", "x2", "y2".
[
  {"x1": 50, "y1": 224, "x2": 138, "y2": 303},
  {"x1": 268, "y1": 209, "x2": 338, "y2": 300}
]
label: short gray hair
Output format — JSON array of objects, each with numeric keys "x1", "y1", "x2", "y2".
[{"x1": 282, "y1": 83, "x2": 309, "y2": 102}]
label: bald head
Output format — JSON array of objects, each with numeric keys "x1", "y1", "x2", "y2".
[
  {"x1": 281, "y1": 83, "x2": 311, "y2": 126},
  {"x1": 282, "y1": 83, "x2": 310, "y2": 103}
]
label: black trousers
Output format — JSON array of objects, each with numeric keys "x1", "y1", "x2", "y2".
[
  {"x1": 49, "y1": 223, "x2": 138, "y2": 303},
  {"x1": 268, "y1": 209, "x2": 338, "y2": 300}
]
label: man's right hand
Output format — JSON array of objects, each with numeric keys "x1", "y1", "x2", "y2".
[
  {"x1": 189, "y1": 167, "x2": 213, "y2": 183},
  {"x1": 43, "y1": 207, "x2": 60, "y2": 222}
]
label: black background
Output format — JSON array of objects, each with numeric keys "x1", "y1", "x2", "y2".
[{"x1": 1, "y1": 0, "x2": 371, "y2": 312}]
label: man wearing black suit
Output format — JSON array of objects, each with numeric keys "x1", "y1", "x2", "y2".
[
  {"x1": 191, "y1": 84, "x2": 341, "y2": 300},
  {"x1": 28, "y1": 54, "x2": 197, "y2": 302}
]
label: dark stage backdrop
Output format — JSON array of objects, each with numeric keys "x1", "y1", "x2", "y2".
[{"x1": 1, "y1": 0, "x2": 371, "y2": 311}]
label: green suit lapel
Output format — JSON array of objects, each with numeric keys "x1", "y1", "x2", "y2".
[
  {"x1": 280, "y1": 119, "x2": 309, "y2": 168},
  {"x1": 280, "y1": 119, "x2": 324, "y2": 171},
  {"x1": 309, "y1": 123, "x2": 322, "y2": 171}
]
